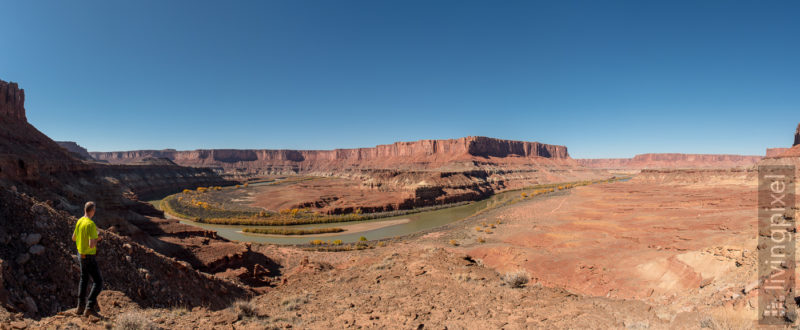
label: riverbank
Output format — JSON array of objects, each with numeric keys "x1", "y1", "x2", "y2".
[
  {"x1": 157, "y1": 177, "x2": 627, "y2": 244},
  {"x1": 239, "y1": 218, "x2": 412, "y2": 238}
]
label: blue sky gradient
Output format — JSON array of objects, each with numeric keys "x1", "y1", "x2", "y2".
[{"x1": 2, "y1": 1, "x2": 798, "y2": 158}]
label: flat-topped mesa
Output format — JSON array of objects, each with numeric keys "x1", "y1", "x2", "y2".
[
  {"x1": 90, "y1": 137, "x2": 571, "y2": 171},
  {"x1": 465, "y1": 136, "x2": 569, "y2": 158},
  {"x1": 0, "y1": 80, "x2": 26, "y2": 122}
]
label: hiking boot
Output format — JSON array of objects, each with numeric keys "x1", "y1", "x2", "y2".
[
  {"x1": 83, "y1": 304, "x2": 100, "y2": 317},
  {"x1": 75, "y1": 301, "x2": 85, "y2": 316}
]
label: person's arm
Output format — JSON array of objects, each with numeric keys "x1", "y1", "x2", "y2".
[
  {"x1": 88, "y1": 223, "x2": 99, "y2": 248},
  {"x1": 72, "y1": 226, "x2": 77, "y2": 242}
]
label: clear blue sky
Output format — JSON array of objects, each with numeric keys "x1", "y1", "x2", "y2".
[{"x1": 2, "y1": 1, "x2": 798, "y2": 158}]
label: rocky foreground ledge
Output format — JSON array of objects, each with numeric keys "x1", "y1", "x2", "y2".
[{"x1": 0, "y1": 188, "x2": 251, "y2": 318}]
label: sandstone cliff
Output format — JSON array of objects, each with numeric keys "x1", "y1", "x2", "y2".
[
  {"x1": 766, "y1": 148, "x2": 791, "y2": 158},
  {"x1": 90, "y1": 137, "x2": 601, "y2": 210},
  {"x1": 56, "y1": 141, "x2": 95, "y2": 160},
  {"x1": 0, "y1": 78, "x2": 270, "y2": 306},
  {"x1": 0, "y1": 80, "x2": 25, "y2": 122},
  {"x1": 95, "y1": 163, "x2": 234, "y2": 200},
  {"x1": 0, "y1": 78, "x2": 234, "y2": 233},
  {"x1": 765, "y1": 123, "x2": 800, "y2": 158},
  {"x1": 795, "y1": 123, "x2": 800, "y2": 146},
  {"x1": 90, "y1": 136, "x2": 573, "y2": 174},
  {"x1": 577, "y1": 153, "x2": 762, "y2": 169}
]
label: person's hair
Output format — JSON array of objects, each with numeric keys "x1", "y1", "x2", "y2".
[{"x1": 84, "y1": 201, "x2": 96, "y2": 214}]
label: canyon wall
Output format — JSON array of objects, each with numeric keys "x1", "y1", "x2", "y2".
[
  {"x1": 766, "y1": 148, "x2": 791, "y2": 158},
  {"x1": 577, "y1": 153, "x2": 762, "y2": 169},
  {"x1": 0, "y1": 81, "x2": 90, "y2": 182},
  {"x1": 56, "y1": 141, "x2": 94, "y2": 160},
  {"x1": 0, "y1": 80, "x2": 25, "y2": 122},
  {"x1": 90, "y1": 137, "x2": 597, "y2": 208},
  {"x1": 94, "y1": 163, "x2": 234, "y2": 200},
  {"x1": 0, "y1": 78, "x2": 233, "y2": 228},
  {"x1": 90, "y1": 136, "x2": 573, "y2": 174}
]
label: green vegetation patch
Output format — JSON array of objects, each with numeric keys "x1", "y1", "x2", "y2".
[
  {"x1": 242, "y1": 227, "x2": 345, "y2": 235},
  {"x1": 161, "y1": 185, "x2": 472, "y2": 226}
]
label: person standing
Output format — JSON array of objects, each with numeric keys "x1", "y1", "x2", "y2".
[{"x1": 72, "y1": 201, "x2": 103, "y2": 317}]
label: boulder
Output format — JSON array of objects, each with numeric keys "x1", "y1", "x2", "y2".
[
  {"x1": 16, "y1": 253, "x2": 30, "y2": 265},
  {"x1": 23, "y1": 233, "x2": 41, "y2": 246},
  {"x1": 22, "y1": 296, "x2": 37, "y2": 315},
  {"x1": 29, "y1": 245, "x2": 44, "y2": 256}
]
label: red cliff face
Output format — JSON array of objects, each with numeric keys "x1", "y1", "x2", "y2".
[
  {"x1": 90, "y1": 136, "x2": 572, "y2": 173},
  {"x1": 0, "y1": 78, "x2": 232, "y2": 216},
  {"x1": 795, "y1": 123, "x2": 800, "y2": 146},
  {"x1": 0, "y1": 80, "x2": 25, "y2": 122},
  {"x1": 766, "y1": 148, "x2": 791, "y2": 157},
  {"x1": 56, "y1": 141, "x2": 94, "y2": 160},
  {"x1": 577, "y1": 153, "x2": 762, "y2": 169}
]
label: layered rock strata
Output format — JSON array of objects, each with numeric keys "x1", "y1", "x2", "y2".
[
  {"x1": 90, "y1": 136, "x2": 572, "y2": 172},
  {"x1": 577, "y1": 153, "x2": 762, "y2": 169}
]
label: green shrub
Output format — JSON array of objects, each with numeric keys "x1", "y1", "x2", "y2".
[{"x1": 243, "y1": 227, "x2": 344, "y2": 235}]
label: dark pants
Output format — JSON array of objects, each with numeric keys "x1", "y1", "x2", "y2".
[{"x1": 78, "y1": 254, "x2": 103, "y2": 308}]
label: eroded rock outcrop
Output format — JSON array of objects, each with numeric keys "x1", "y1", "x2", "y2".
[
  {"x1": 0, "y1": 80, "x2": 25, "y2": 122},
  {"x1": 766, "y1": 148, "x2": 791, "y2": 158},
  {"x1": 56, "y1": 141, "x2": 94, "y2": 160},
  {"x1": 0, "y1": 79, "x2": 233, "y2": 217},
  {"x1": 795, "y1": 123, "x2": 800, "y2": 146},
  {"x1": 0, "y1": 189, "x2": 250, "y2": 317},
  {"x1": 0, "y1": 78, "x2": 273, "y2": 311}
]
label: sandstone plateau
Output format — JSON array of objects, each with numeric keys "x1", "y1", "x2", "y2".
[
  {"x1": 576, "y1": 153, "x2": 762, "y2": 169},
  {"x1": 90, "y1": 136, "x2": 573, "y2": 172},
  {"x1": 90, "y1": 137, "x2": 609, "y2": 213}
]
